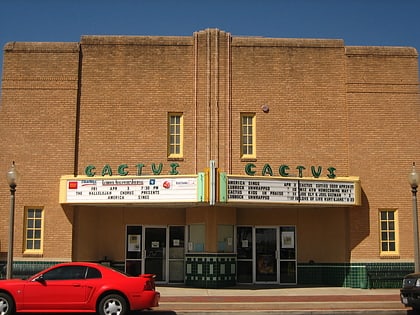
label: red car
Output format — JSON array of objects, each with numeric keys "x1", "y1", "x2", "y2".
[{"x1": 0, "y1": 262, "x2": 159, "y2": 315}]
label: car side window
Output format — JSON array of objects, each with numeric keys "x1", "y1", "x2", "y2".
[
  {"x1": 86, "y1": 267, "x2": 102, "y2": 279},
  {"x1": 43, "y1": 266, "x2": 87, "y2": 280}
]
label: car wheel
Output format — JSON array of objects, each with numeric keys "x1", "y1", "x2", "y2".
[
  {"x1": 0, "y1": 293, "x2": 14, "y2": 315},
  {"x1": 98, "y1": 294, "x2": 127, "y2": 315}
]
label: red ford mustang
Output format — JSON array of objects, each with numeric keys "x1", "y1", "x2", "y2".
[{"x1": 0, "y1": 262, "x2": 159, "y2": 315}]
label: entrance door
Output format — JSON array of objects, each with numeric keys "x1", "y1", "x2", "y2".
[
  {"x1": 237, "y1": 226, "x2": 297, "y2": 284},
  {"x1": 144, "y1": 227, "x2": 167, "y2": 282},
  {"x1": 255, "y1": 227, "x2": 278, "y2": 283}
]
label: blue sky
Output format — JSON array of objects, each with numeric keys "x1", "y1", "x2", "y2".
[{"x1": 1, "y1": 0, "x2": 420, "y2": 80}]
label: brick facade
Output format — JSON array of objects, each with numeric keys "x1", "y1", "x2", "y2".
[{"x1": 0, "y1": 29, "x2": 419, "y2": 287}]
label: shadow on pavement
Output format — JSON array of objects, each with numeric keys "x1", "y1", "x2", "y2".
[
  {"x1": 20, "y1": 311, "x2": 177, "y2": 315},
  {"x1": 131, "y1": 311, "x2": 177, "y2": 315}
]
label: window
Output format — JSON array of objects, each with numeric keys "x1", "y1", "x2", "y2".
[
  {"x1": 379, "y1": 210, "x2": 398, "y2": 255},
  {"x1": 168, "y1": 113, "x2": 183, "y2": 158},
  {"x1": 43, "y1": 266, "x2": 87, "y2": 280},
  {"x1": 188, "y1": 224, "x2": 205, "y2": 252},
  {"x1": 24, "y1": 207, "x2": 44, "y2": 253},
  {"x1": 86, "y1": 267, "x2": 102, "y2": 279},
  {"x1": 217, "y1": 225, "x2": 234, "y2": 253},
  {"x1": 241, "y1": 113, "x2": 256, "y2": 158}
]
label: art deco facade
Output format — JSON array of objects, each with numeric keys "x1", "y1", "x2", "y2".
[{"x1": 0, "y1": 29, "x2": 419, "y2": 288}]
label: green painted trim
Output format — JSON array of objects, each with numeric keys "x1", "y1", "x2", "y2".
[
  {"x1": 219, "y1": 172, "x2": 227, "y2": 202},
  {"x1": 197, "y1": 172, "x2": 205, "y2": 202}
]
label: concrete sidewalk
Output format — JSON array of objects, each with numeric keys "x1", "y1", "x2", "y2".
[{"x1": 154, "y1": 286, "x2": 410, "y2": 315}]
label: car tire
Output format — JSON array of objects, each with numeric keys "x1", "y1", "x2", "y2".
[
  {"x1": 98, "y1": 293, "x2": 127, "y2": 315},
  {"x1": 0, "y1": 292, "x2": 14, "y2": 315}
]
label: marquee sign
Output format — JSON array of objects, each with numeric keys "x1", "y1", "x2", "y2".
[
  {"x1": 59, "y1": 172, "x2": 361, "y2": 206},
  {"x1": 59, "y1": 175, "x2": 204, "y2": 204},
  {"x1": 220, "y1": 174, "x2": 361, "y2": 206}
]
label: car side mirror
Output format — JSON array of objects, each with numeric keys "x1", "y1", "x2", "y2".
[{"x1": 33, "y1": 275, "x2": 46, "y2": 283}]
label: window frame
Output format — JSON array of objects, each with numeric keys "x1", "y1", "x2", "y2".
[
  {"x1": 23, "y1": 207, "x2": 44, "y2": 255},
  {"x1": 167, "y1": 112, "x2": 184, "y2": 159},
  {"x1": 240, "y1": 113, "x2": 256, "y2": 159},
  {"x1": 379, "y1": 209, "x2": 399, "y2": 257}
]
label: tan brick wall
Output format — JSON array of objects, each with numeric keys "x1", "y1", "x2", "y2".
[
  {"x1": 346, "y1": 46, "x2": 419, "y2": 261},
  {"x1": 0, "y1": 30, "x2": 419, "y2": 265},
  {"x1": 77, "y1": 35, "x2": 196, "y2": 176},
  {"x1": 0, "y1": 42, "x2": 80, "y2": 260}
]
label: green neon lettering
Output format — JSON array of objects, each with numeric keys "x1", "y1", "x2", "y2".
[
  {"x1": 296, "y1": 165, "x2": 305, "y2": 178},
  {"x1": 85, "y1": 165, "x2": 96, "y2": 177},
  {"x1": 262, "y1": 164, "x2": 273, "y2": 176},
  {"x1": 279, "y1": 165, "x2": 290, "y2": 177},
  {"x1": 327, "y1": 167, "x2": 337, "y2": 179},
  {"x1": 101, "y1": 164, "x2": 113, "y2": 176},
  {"x1": 152, "y1": 163, "x2": 163, "y2": 175},
  {"x1": 118, "y1": 164, "x2": 128, "y2": 176},
  {"x1": 311, "y1": 166, "x2": 322, "y2": 178},
  {"x1": 136, "y1": 164, "x2": 144, "y2": 176},
  {"x1": 245, "y1": 163, "x2": 256, "y2": 176},
  {"x1": 169, "y1": 163, "x2": 179, "y2": 175}
]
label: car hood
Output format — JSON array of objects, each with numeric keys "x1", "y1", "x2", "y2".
[
  {"x1": 0, "y1": 278, "x2": 29, "y2": 284},
  {"x1": 404, "y1": 273, "x2": 420, "y2": 279}
]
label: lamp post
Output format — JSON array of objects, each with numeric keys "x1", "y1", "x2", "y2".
[
  {"x1": 6, "y1": 161, "x2": 18, "y2": 279},
  {"x1": 409, "y1": 162, "x2": 420, "y2": 273}
]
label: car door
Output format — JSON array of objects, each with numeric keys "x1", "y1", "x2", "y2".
[{"x1": 22, "y1": 265, "x2": 89, "y2": 311}]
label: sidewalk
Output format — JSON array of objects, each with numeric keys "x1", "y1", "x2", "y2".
[{"x1": 155, "y1": 285, "x2": 409, "y2": 315}]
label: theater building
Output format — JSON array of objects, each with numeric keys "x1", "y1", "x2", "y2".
[{"x1": 0, "y1": 29, "x2": 419, "y2": 288}]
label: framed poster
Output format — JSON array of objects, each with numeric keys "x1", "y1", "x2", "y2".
[
  {"x1": 281, "y1": 231, "x2": 295, "y2": 249},
  {"x1": 128, "y1": 234, "x2": 141, "y2": 252}
]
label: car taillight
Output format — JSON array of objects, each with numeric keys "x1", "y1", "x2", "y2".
[
  {"x1": 141, "y1": 274, "x2": 156, "y2": 291},
  {"x1": 144, "y1": 279, "x2": 155, "y2": 291}
]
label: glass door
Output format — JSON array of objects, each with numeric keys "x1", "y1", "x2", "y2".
[
  {"x1": 144, "y1": 227, "x2": 167, "y2": 282},
  {"x1": 280, "y1": 226, "x2": 297, "y2": 284},
  {"x1": 255, "y1": 227, "x2": 278, "y2": 283},
  {"x1": 237, "y1": 226, "x2": 253, "y2": 283},
  {"x1": 125, "y1": 225, "x2": 142, "y2": 276},
  {"x1": 168, "y1": 226, "x2": 185, "y2": 283}
]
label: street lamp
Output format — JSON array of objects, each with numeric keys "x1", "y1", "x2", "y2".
[
  {"x1": 6, "y1": 161, "x2": 18, "y2": 279},
  {"x1": 409, "y1": 162, "x2": 420, "y2": 273}
]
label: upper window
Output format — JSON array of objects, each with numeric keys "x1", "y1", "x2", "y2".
[
  {"x1": 241, "y1": 113, "x2": 256, "y2": 159},
  {"x1": 24, "y1": 207, "x2": 44, "y2": 254},
  {"x1": 379, "y1": 209, "x2": 399, "y2": 256},
  {"x1": 168, "y1": 113, "x2": 183, "y2": 158}
]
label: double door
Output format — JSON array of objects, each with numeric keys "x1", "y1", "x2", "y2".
[
  {"x1": 125, "y1": 225, "x2": 185, "y2": 283},
  {"x1": 237, "y1": 226, "x2": 296, "y2": 284}
]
